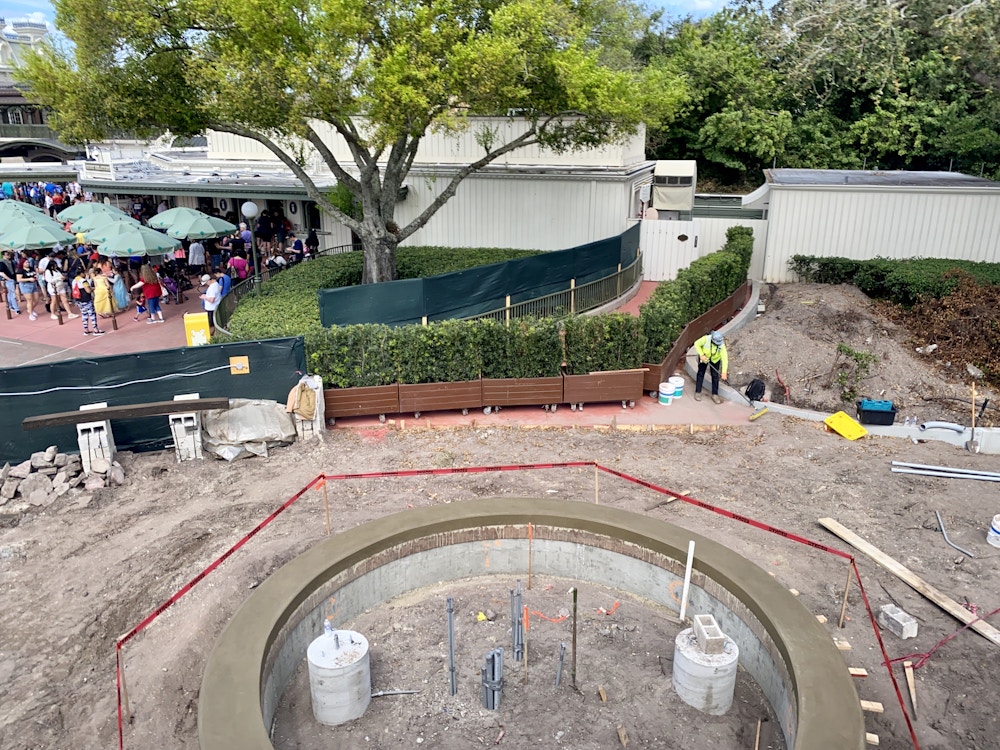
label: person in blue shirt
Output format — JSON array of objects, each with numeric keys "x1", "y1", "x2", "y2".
[{"x1": 216, "y1": 268, "x2": 232, "y2": 298}]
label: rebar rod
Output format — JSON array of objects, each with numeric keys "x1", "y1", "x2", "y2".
[
  {"x1": 934, "y1": 511, "x2": 975, "y2": 558},
  {"x1": 555, "y1": 642, "x2": 566, "y2": 687},
  {"x1": 891, "y1": 461, "x2": 1000, "y2": 479},
  {"x1": 447, "y1": 598, "x2": 457, "y2": 696}
]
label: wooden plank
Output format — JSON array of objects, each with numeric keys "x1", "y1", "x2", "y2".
[
  {"x1": 903, "y1": 661, "x2": 917, "y2": 719},
  {"x1": 22, "y1": 398, "x2": 231, "y2": 431},
  {"x1": 819, "y1": 517, "x2": 1000, "y2": 648},
  {"x1": 324, "y1": 385, "x2": 399, "y2": 418},
  {"x1": 865, "y1": 732, "x2": 880, "y2": 746},
  {"x1": 482, "y1": 377, "x2": 563, "y2": 407},
  {"x1": 860, "y1": 700, "x2": 884, "y2": 714},
  {"x1": 849, "y1": 667, "x2": 868, "y2": 678},
  {"x1": 398, "y1": 380, "x2": 483, "y2": 413},
  {"x1": 833, "y1": 636, "x2": 852, "y2": 651}
]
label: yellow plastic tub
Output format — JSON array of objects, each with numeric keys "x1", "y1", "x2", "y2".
[{"x1": 824, "y1": 411, "x2": 868, "y2": 441}]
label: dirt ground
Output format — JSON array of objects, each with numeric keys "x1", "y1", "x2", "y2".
[{"x1": 1, "y1": 283, "x2": 999, "y2": 750}]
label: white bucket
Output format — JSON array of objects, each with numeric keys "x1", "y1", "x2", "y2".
[
  {"x1": 658, "y1": 383, "x2": 673, "y2": 405},
  {"x1": 988, "y1": 514, "x2": 1000, "y2": 548},
  {"x1": 669, "y1": 376, "x2": 685, "y2": 399}
]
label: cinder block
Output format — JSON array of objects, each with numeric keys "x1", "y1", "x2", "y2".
[
  {"x1": 169, "y1": 413, "x2": 203, "y2": 462},
  {"x1": 877, "y1": 604, "x2": 918, "y2": 640},
  {"x1": 692, "y1": 614, "x2": 727, "y2": 655}
]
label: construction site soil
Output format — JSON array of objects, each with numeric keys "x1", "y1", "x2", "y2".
[{"x1": 1, "y1": 282, "x2": 997, "y2": 750}]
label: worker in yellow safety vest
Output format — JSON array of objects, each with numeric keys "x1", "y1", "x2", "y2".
[{"x1": 694, "y1": 331, "x2": 728, "y2": 404}]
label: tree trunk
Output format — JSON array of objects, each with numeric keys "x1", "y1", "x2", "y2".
[{"x1": 360, "y1": 229, "x2": 399, "y2": 284}]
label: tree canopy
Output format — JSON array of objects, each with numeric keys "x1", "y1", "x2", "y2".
[{"x1": 22, "y1": 0, "x2": 685, "y2": 282}]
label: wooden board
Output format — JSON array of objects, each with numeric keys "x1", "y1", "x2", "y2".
[
  {"x1": 865, "y1": 732, "x2": 879, "y2": 746},
  {"x1": 22, "y1": 398, "x2": 231, "y2": 430},
  {"x1": 819, "y1": 517, "x2": 1000, "y2": 648},
  {"x1": 849, "y1": 667, "x2": 868, "y2": 678},
  {"x1": 860, "y1": 700, "x2": 884, "y2": 714}
]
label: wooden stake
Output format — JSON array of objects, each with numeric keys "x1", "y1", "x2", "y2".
[
  {"x1": 903, "y1": 660, "x2": 917, "y2": 719},
  {"x1": 527, "y1": 523, "x2": 533, "y2": 590},
  {"x1": 838, "y1": 562, "x2": 853, "y2": 629},
  {"x1": 322, "y1": 481, "x2": 331, "y2": 536},
  {"x1": 753, "y1": 718, "x2": 762, "y2": 750},
  {"x1": 522, "y1": 605, "x2": 529, "y2": 684},
  {"x1": 117, "y1": 648, "x2": 131, "y2": 724}
]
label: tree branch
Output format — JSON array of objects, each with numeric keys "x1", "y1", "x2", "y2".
[{"x1": 302, "y1": 124, "x2": 360, "y2": 193}]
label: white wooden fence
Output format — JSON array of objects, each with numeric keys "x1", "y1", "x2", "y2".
[{"x1": 636, "y1": 218, "x2": 769, "y2": 281}]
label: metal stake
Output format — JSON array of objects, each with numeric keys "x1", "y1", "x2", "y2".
[
  {"x1": 322, "y1": 481, "x2": 331, "y2": 536},
  {"x1": 555, "y1": 641, "x2": 566, "y2": 686},
  {"x1": 527, "y1": 523, "x2": 533, "y2": 590},
  {"x1": 679, "y1": 540, "x2": 695, "y2": 622},
  {"x1": 447, "y1": 597, "x2": 457, "y2": 695},
  {"x1": 571, "y1": 587, "x2": 578, "y2": 688}
]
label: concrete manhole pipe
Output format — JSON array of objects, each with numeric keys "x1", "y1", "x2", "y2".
[{"x1": 198, "y1": 498, "x2": 864, "y2": 749}]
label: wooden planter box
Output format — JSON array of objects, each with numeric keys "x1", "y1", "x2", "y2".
[
  {"x1": 563, "y1": 369, "x2": 645, "y2": 408},
  {"x1": 643, "y1": 363, "x2": 667, "y2": 396},
  {"x1": 324, "y1": 384, "x2": 400, "y2": 423},
  {"x1": 398, "y1": 380, "x2": 483, "y2": 417},
  {"x1": 482, "y1": 377, "x2": 564, "y2": 409}
]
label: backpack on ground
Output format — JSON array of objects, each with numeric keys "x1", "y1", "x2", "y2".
[{"x1": 745, "y1": 379, "x2": 766, "y2": 402}]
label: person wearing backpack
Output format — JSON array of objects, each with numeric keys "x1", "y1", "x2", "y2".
[
  {"x1": 693, "y1": 331, "x2": 728, "y2": 404},
  {"x1": 1, "y1": 249, "x2": 20, "y2": 315},
  {"x1": 72, "y1": 269, "x2": 105, "y2": 335}
]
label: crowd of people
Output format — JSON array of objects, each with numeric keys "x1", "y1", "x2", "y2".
[{"x1": 1, "y1": 194, "x2": 323, "y2": 338}]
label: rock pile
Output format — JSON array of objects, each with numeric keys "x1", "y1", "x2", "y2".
[{"x1": 0, "y1": 445, "x2": 125, "y2": 513}]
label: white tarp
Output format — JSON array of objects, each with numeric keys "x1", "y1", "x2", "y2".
[{"x1": 201, "y1": 398, "x2": 296, "y2": 461}]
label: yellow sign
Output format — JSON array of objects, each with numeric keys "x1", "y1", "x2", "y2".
[{"x1": 183, "y1": 312, "x2": 211, "y2": 347}]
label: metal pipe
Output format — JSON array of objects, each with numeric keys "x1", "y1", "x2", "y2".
[
  {"x1": 918, "y1": 421, "x2": 966, "y2": 433},
  {"x1": 891, "y1": 467, "x2": 1000, "y2": 482},
  {"x1": 679, "y1": 540, "x2": 695, "y2": 622},
  {"x1": 891, "y1": 461, "x2": 1000, "y2": 479},
  {"x1": 934, "y1": 511, "x2": 975, "y2": 558},
  {"x1": 447, "y1": 598, "x2": 457, "y2": 696},
  {"x1": 555, "y1": 642, "x2": 566, "y2": 687}
]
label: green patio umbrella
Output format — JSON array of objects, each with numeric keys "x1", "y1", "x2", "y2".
[
  {"x1": 147, "y1": 206, "x2": 206, "y2": 230},
  {"x1": 70, "y1": 209, "x2": 135, "y2": 234},
  {"x1": 0, "y1": 213, "x2": 62, "y2": 236},
  {"x1": 0, "y1": 222, "x2": 76, "y2": 251},
  {"x1": 101, "y1": 227, "x2": 181, "y2": 257},
  {"x1": 165, "y1": 213, "x2": 237, "y2": 240},
  {"x1": 0, "y1": 200, "x2": 45, "y2": 218},
  {"x1": 89, "y1": 220, "x2": 151, "y2": 245},
  {"x1": 56, "y1": 201, "x2": 121, "y2": 223}
]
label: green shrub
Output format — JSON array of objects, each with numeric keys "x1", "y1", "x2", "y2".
[
  {"x1": 562, "y1": 313, "x2": 643, "y2": 375},
  {"x1": 390, "y1": 319, "x2": 484, "y2": 384},
  {"x1": 477, "y1": 317, "x2": 563, "y2": 379},
  {"x1": 788, "y1": 255, "x2": 860, "y2": 284},
  {"x1": 305, "y1": 324, "x2": 396, "y2": 387}
]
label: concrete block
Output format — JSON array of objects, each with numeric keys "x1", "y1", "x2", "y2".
[
  {"x1": 169, "y1": 412, "x2": 203, "y2": 462},
  {"x1": 877, "y1": 604, "x2": 918, "y2": 640},
  {"x1": 692, "y1": 613, "x2": 727, "y2": 655},
  {"x1": 77, "y1": 420, "x2": 116, "y2": 475}
]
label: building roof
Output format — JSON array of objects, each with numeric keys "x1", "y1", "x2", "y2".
[
  {"x1": 765, "y1": 168, "x2": 1000, "y2": 188},
  {"x1": 654, "y1": 159, "x2": 696, "y2": 177}
]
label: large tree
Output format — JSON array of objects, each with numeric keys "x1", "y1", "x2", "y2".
[{"x1": 22, "y1": 0, "x2": 684, "y2": 282}]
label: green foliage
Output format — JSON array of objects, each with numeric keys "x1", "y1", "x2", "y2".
[
  {"x1": 787, "y1": 255, "x2": 1000, "y2": 305},
  {"x1": 831, "y1": 343, "x2": 878, "y2": 403},
  {"x1": 639, "y1": 226, "x2": 753, "y2": 363},
  {"x1": 305, "y1": 325, "x2": 396, "y2": 387},
  {"x1": 477, "y1": 317, "x2": 563, "y2": 379},
  {"x1": 562, "y1": 313, "x2": 643, "y2": 375},
  {"x1": 391, "y1": 319, "x2": 484, "y2": 384}
]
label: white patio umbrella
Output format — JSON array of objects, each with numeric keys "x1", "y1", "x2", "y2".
[
  {"x1": 101, "y1": 227, "x2": 181, "y2": 257},
  {"x1": 89, "y1": 220, "x2": 150, "y2": 245},
  {"x1": 0, "y1": 200, "x2": 45, "y2": 218},
  {"x1": 70, "y1": 209, "x2": 134, "y2": 234}
]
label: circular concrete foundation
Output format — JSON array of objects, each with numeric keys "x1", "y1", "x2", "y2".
[{"x1": 198, "y1": 498, "x2": 864, "y2": 750}]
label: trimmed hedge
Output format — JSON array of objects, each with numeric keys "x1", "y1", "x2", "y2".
[
  {"x1": 228, "y1": 229, "x2": 754, "y2": 387},
  {"x1": 639, "y1": 226, "x2": 754, "y2": 363},
  {"x1": 788, "y1": 255, "x2": 1000, "y2": 305}
]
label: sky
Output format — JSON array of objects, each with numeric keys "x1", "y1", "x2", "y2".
[{"x1": 12, "y1": 0, "x2": 731, "y2": 34}]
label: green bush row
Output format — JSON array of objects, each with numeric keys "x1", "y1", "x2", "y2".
[
  {"x1": 227, "y1": 246, "x2": 538, "y2": 338},
  {"x1": 229, "y1": 230, "x2": 753, "y2": 387},
  {"x1": 639, "y1": 226, "x2": 754, "y2": 363},
  {"x1": 788, "y1": 255, "x2": 1000, "y2": 305}
]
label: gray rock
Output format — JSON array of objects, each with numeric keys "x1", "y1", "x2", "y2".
[
  {"x1": 44, "y1": 445, "x2": 57, "y2": 462},
  {"x1": 37, "y1": 467, "x2": 58, "y2": 477},
  {"x1": 17, "y1": 472, "x2": 53, "y2": 498},
  {"x1": 53, "y1": 483, "x2": 70, "y2": 498},
  {"x1": 54, "y1": 471, "x2": 68, "y2": 486},
  {"x1": 0, "y1": 463, "x2": 9, "y2": 484},
  {"x1": 0, "y1": 504, "x2": 27, "y2": 527},
  {"x1": 84, "y1": 475, "x2": 106, "y2": 491},
  {"x1": 30, "y1": 452, "x2": 53, "y2": 469},
  {"x1": 27, "y1": 490, "x2": 50, "y2": 507},
  {"x1": 109, "y1": 465, "x2": 126, "y2": 486},
  {"x1": 54, "y1": 453, "x2": 68, "y2": 467},
  {"x1": 72, "y1": 494, "x2": 96, "y2": 510},
  {"x1": 69, "y1": 474, "x2": 86, "y2": 489},
  {"x1": 90, "y1": 457, "x2": 110, "y2": 475},
  {"x1": 8, "y1": 461, "x2": 32, "y2": 479},
  {"x1": 1, "y1": 478, "x2": 19, "y2": 500}
]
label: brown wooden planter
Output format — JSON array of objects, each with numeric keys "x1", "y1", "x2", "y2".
[
  {"x1": 482, "y1": 377, "x2": 564, "y2": 409},
  {"x1": 324, "y1": 384, "x2": 400, "y2": 424},
  {"x1": 563, "y1": 369, "x2": 646, "y2": 409},
  {"x1": 398, "y1": 380, "x2": 483, "y2": 418},
  {"x1": 643, "y1": 363, "x2": 667, "y2": 396}
]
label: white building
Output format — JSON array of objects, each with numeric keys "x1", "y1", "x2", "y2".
[
  {"x1": 75, "y1": 120, "x2": 655, "y2": 251},
  {"x1": 743, "y1": 169, "x2": 1000, "y2": 282}
]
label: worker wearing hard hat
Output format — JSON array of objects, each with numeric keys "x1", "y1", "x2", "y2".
[{"x1": 694, "y1": 331, "x2": 728, "y2": 404}]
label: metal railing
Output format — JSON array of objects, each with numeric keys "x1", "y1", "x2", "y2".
[{"x1": 462, "y1": 254, "x2": 642, "y2": 324}]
